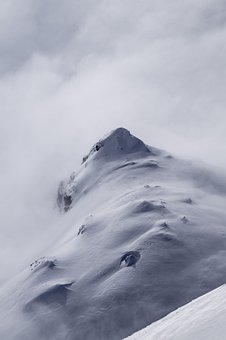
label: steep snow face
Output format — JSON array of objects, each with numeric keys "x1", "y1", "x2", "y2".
[
  {"x1": 125, "y1": 283, "x2": 226, "y2": 340},
  {"x1": 1, "y1": 128, "x2": 226, "y2": 340}
]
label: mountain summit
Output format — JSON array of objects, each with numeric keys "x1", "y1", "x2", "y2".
[
  {"x1": 1, "y1": 129, "x2": 226, "y2": 340},
  {"x1": 82, "y1": 127, "x2": 153, "y2": 164},
  {"x1": 58, "y1": 128, "x2": 159, "y2": 212}
]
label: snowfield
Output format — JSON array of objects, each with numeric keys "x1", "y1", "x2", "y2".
[
  {"x1": 1, "y1": 128, "x2": 226, "y2": 340},
  {"x1": 125, "y1": 283, "x2": 226, "y2": 340}
]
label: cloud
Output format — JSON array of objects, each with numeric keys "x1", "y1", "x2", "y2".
[{"x1": 0, "y1": 0, "x2": 226, "y2": 284}]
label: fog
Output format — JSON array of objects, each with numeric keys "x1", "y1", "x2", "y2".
[{"x1": 0, "y1": 0, "x2": 226, "y2": 284}]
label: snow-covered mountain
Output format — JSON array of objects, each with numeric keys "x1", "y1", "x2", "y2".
[
  {"x1": 1, "y1": 127, "x2": 226, "y2": 340},
  {"x1": 125, "y1": 283, "x2": 226, "y2": 340}
]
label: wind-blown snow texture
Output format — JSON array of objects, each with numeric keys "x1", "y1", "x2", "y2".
[
  {"x1": 125, "y1": 283, "x2": 226, "y2": 340},
  {"x1": 1, "y1": 128, "x2": 226, "y2": 340}
]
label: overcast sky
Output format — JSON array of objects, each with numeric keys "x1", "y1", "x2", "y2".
[{"x1": 0, "y1": 0, "x2": 226, "y2": 284}]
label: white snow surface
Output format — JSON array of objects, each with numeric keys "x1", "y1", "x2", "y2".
[
  {"x1": 1, "y1": 127, "x2": 226, "y2": 340},
  {"x1": 125, "y1": 283, "x2": 226, "y2": 340}
]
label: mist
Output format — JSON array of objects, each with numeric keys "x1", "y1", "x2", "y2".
[{"x1": 0, "y1": 0, "x2": 226, "y2": 284}]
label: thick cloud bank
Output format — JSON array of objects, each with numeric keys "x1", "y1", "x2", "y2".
[{"x1": 0, "y1": 0, "x2": 226, "y2": 284}]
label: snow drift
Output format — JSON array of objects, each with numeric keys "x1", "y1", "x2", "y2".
[
  {"x1": 1, "y1": 127, "x2": 226, "y2": 340},
  {"x1": 125, "y1": 283, "x2": 226, "y2": 340}
]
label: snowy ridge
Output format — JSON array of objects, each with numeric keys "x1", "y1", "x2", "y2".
[
  {"x1": 125, "y1": 283, "x2": 226, "y2": 340},
  {"x1": 1, "y1": 128, "x2": 226, "y2": 340},
  {"x1": 57, "y1": 127, "x2": 156, "y2": 212}
]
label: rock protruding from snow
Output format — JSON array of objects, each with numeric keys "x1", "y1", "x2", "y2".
[{"x1": 57, "y1": 179, "x2": 75, "y2": 212}]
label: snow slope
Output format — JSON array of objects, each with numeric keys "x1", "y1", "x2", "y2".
[
  {"x1": 1, "y1": 127, "x2": 226, "y2": 340},
  {"x1": 125, "y1": 283, "x2": 226, "y2": 340}
]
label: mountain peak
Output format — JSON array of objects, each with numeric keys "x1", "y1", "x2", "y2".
[
  {"x1": 4, "y1": 126, "x2": 226, "y2": 340},
  {"x1": 59, "y1": 128, "x2": 157, "y2": 212},
  {"x1": 106, "y1": 127, "x2": 130, "y2": 138},
  {"x1": 82, "y1": 127, "x2": 152, "y2": 164}
]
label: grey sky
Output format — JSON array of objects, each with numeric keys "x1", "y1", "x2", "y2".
[{"x1": 0, "y1": 0, "x2": 226, "y2": 284}]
